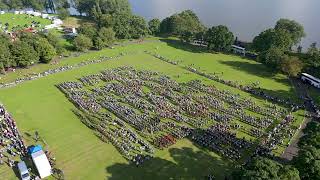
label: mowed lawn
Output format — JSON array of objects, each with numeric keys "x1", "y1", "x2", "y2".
[
  {"x1": 0, "y1": 13, "x2": 51, "y2": 30},
  {"x1": 0, "y1": 39, "x2": 302, "y2": 179}
]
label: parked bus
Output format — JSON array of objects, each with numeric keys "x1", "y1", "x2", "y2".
[{"x1": 301, "y1": 73, "x2": 320, "y2": 89}]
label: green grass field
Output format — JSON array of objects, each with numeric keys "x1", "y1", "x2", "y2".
[
  {"x1": 0, "y1": 38, "x2": 304, "y2": 179},
  {"x1": 0, "y1": 13, "x2": 51, "y2": 30}
]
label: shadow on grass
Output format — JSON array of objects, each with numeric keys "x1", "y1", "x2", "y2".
[
  {"x1": 159, "y1": 38, "x2": 208, "y2": 54},
  {"x1": 106, "y1": 147, "x2": 233, "y2": 180}
]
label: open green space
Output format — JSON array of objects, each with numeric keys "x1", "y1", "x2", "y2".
[
  {"x1": 0, "y1": 39, "x2": 304, "y2": 179},
  {"x1": 0, "y1": 13, "x2": 51, "y2": 30}
]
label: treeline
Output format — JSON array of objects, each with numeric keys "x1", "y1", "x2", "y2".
[{"x1": 0, "y1": 31, "x2": 64, "y2": 72}]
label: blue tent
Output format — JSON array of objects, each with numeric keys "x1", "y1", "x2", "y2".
[{"x1": 28, "y1": 145, "x2": 43, "y2": 154}]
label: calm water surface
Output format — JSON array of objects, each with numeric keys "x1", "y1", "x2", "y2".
[{"x1": 129, "y1": 0, "x2": 320, "y2": 49}]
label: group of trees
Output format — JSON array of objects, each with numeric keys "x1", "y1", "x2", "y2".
[
  {"x1": 0, "y1": 31, "x2": 64, "y2": 72},
  {"x1": 252, "y1": 19, "x2": 306, "y2": 76},
  {"x1": 293, "y1": 121, "x2": 320, "y2": 179},
  {"x1": 153, "y1": 10, "x2": 234, "y2": 52},
  {"x1": 234, "y1": 156, "x2": 300, "y2": 180},
  {"x1": 73, "y1": 0, "x2": 148, "y2": 51}
]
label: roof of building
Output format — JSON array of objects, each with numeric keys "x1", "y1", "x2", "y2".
[{"x1": 31, "y1": 150, "x2": 52, "y2": 178}]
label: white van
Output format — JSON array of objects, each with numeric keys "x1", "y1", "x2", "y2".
[{"x1": 17, "y1": 161, "x2": 30, "y2": 180}]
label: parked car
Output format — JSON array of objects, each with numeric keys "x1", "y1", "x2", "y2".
[{"x1": 17, "y1": 161, "x2": 30, "y2": 180}]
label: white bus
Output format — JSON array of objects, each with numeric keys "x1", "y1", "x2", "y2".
[{"x1": 301, "y1": 73, "x2": 320, "y2": 89}]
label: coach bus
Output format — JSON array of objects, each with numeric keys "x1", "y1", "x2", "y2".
[{"x1": 301, "y1": 73, "x2": 320, "y2": 89}]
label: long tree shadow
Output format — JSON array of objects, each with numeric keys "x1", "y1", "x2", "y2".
[
  {"x1": 106, "y1": 147, "x2": 233, "y2": 180},
  {"x1": 159, "y1": 38, "x2": 208, "y2": 53},
  {"x1": 219, "y1": 60, "x2": 277, "y2": 79}
]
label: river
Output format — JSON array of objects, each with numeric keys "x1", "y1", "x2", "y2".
[{"x1": 129, "y1": 0, "x2": 320, "y2": 49}]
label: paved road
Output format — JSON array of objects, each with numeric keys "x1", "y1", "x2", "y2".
[{"x1": 280, "y1": 78, "x2": 315, "y2": 161}]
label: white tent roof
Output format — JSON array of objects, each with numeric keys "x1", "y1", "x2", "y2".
[{"x1": 31, "y1": 150, "x2": 52, "y2": 179}]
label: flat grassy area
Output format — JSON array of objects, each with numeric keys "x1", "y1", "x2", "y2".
[
  {"x1": 0, "y1": 39, "x2": 303, "y2": 179},
  {"x1": 0, "y1": 13, "x2": 51, "y2": 30}
]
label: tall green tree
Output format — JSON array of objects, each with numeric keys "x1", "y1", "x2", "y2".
[
  {"x1": 129, "y1": 15, "x2": 148, "y2": 39},
  {"x1": 205, "y1": 25, "x2": 234, "y2": 52},
  {"x1": 252, "y1": 29, "x2": 293, "y2": 52},
  {"x1": 11, "y1": 41, "x2": 39, "y2": 67},
  {"x1": 73, "y1": 34, "x2": 93, "y2": 52},
  {"x1": 96, "y1": 27, "x2": 115, "y2": 47},
  {"x1": 258, "y1": 47, "x2": 287, "y2": 69},
  {"x1": 275, "y1": 19, "x2": 305, "y2": 46},
  {"x1": 239, "y1": 157, "x2": 300, "y2": 180},
  {"x1": 307, "y1": 42, "x2": 320, "y2": 68},
  {"x1": 294, "y1": 146, "x2": 320, "y2": 180},
  {"x1": 35, "y1": 38, "x2": 56, "y2": 63},
  {"x1": 148, "y1": 18, "x2": 161, "y2": 35}
]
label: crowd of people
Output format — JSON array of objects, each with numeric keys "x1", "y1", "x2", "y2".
[
  {"x1": 58, "y1": 66, "x2": 300, "y2": 164},
  {"x1": 0, "y1": 105, "x2": 26, "y2": 167},
  {"x1": 0, "y1": 52, "x2": 131, "y2": 89}
]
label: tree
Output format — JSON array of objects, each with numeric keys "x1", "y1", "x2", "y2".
[
  {"x1": 73, "y1": 34, "x2": 93, "y2": 52},
  {"x1": 78, "y1": 23, "x2": 98, "y2": 40},
  {"x1": 258, "y1": 47, "x2": 287, "y2": 69},
  {"x1": 129, "y1": 15, "x2": 149, "y2": 39},
  {"x1": 97, "y1": 27, "x2": 115, "y2": 47},
  {"x1": 239, "y1": 157, "x2": 300, "y2": 180},
  {"x1": 111, "y1": 12, "x2": 131, "y2": 39},
  {"x1": 159, "y1": 10, "x2": 205, "y2": 37},
  {"x1": 35, "y1": 38, "x2": 56, "y2": 63},
  {"x1": 148, "y1": 19, "x2": 161, "y2": 35},
  {"x1": 11, "y1": 41, "x2": 39, "y2": 67},
  {"x1": 281, "y1": 56, "x2": 304, "y2": 77},
  {"x1": 0, "y1": 43, "x2": 13, "y2": 71},
  {"x1": 307, "y1": 42, "x2": 320, "y2": 68},
  {"x1": 294, "y1": 146, "x2": 320, "y2": 180},
  {"x1": 205, "y1": 25, "x2": 234, "y2": 52},
  {"x1": 275, "y1": 19, "x2": 305, "y2": 46},
  {"x1": 58, "y1": 8, "x2": 70, "y2": 20},
  {"x1": 252, "y1": 29, "x2": 293, "y2": 52},
  {"x1": 45, "y1": 31, "x2": 59, "y2": 48}
]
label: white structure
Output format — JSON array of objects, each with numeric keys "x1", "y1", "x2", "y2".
[
  {"x1": 232, "y1": 45, "x2": 246, "y2": 56},
  {"x1": 42, "y1": 14, "x2": 49, "y2": 19},
  {"x1": 301, "y1": 73, "x2": 320, "y2": 89},
  {"x1": 14, "y1": 11, "x2": 19, "y2": 14},
  {"x1": 0, "y1": 11, "x2": 5, "y2": 15},
  {"x1": 32, "y1": 12, "x2": 41, "y2": 17},
  {"x1": 26, "y1": 10, "x2": 34, "y2": 15},
  {"x1": 53, "y1": 19, "x2": 63, "y2": 26},
  {"x1": 31, "y1": 150, "x2": 52, "y2": 179}
]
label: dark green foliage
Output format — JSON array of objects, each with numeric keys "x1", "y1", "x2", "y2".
[
  {"x1": 294, "y1": 146, "x2": 320, "y2": 180},
  {"x1": 160, "y1": 10, "x2": 205, "y2": 37},
  {"x1": 258, "y1": 47, "x2": 287, "y2": 69},
  {"x1": 128, "y1": 15, "x2": 148, "y2": 39},
  {"x1": 35, "y1": 38, "x2": 56, "y2": 63},
  {"x1": 237, "y1": 157, "x2": 300, "y2": 180},
  {"x1": 148, "y1": 18, "x2": 161, "y2": 35},
  {"x1": 11, "y1": 41, "x2": 39, "y2": 67},
  {"x1": 78, "y1": 23, "x2": 98, "y2": 39},
  {"x1": 307, "y1": 43, "x2": 320, "y2": 68},
  {"x1": 280, "y1": 56, "x2": 304, "y2": 77},
  {"x1": 275, "y1": 19, "x2": 305, "y2": 45},
  {"x1": 73, "y1": 34, "x2": 93, "y2": 52},
  {"x1": 299, "y1": 122, "x2": 320, "y2": 149},
  {"x1": 252, "y1": 29, "x2": 293, "y2": 52},
  {"x1": 112, "y1": 13, "x2": 148, "y2": 39},
  {"x1": 205, "y1": 25, "x2": 234, "y2": 52},
  {"x1": 97, "y1": 27, "x2": 115, "y2": 47}
]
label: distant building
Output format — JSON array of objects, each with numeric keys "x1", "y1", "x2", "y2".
[{"x1": 301, "y1": 73, "x2": 320, "y2": 89}]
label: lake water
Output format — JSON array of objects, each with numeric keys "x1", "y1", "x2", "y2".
[{"x1": 129, "y1": 0, "x2": 320, "y2": 49}]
